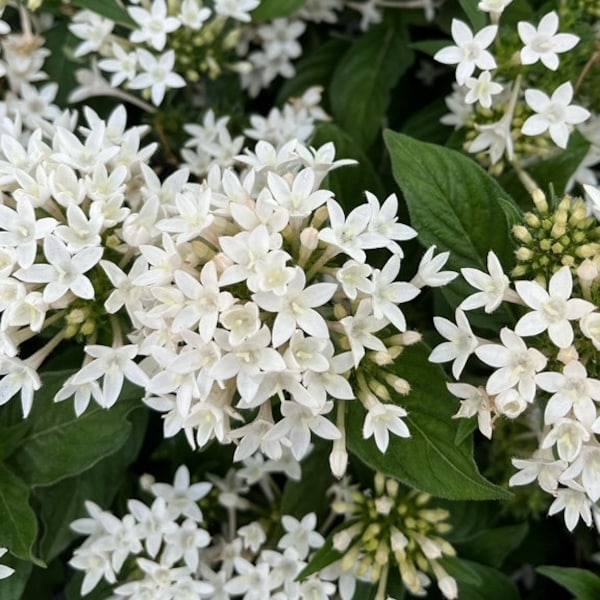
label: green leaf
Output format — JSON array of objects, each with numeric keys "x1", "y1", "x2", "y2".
[
  {"x1": 277, "y1": 39, "x2": 350, "y2": 105},
  {"x1": 312, "y1": 123, "x2": 386, "y2": 202},
  {"x1": 41, "y1": 25, "x2": 79, "y2": 107},
  {"x1": 456, "y1": 523, "x2": 529, "y2": 568},
  {"x1": 0, "y1": 421, "x2": 31, "y2": 461},
  {"x1": 409, "y1": 39, "x2": 449, "y2": 57},
  {"x1": 537, "y1": 566, "x2": 600, "y2": 600},
  {"x1": 330, "y1": 22, "x2": 414, "y2": 148},
  {"x1": 347, "y1": 344, "x2": 510, "y2": 500},
  {"x1": 7, "y1": 372, "x2": 142, "y2": 487},
  {"x1": 281, "y1": 441, "x2": 334, "y2": 522},
  {"x1": 456, "y1": 561, "x2": 521, "y2": 600},
  {"x1": 0, "y1": 464, "x2": 40, "y2": 564},
  {"x1": 0, "y1": 556, "x2": 33, "y2": 600},
  {"x1": 251, "y1": 0, "x2": 305, "y2": 20},
  {"x1": 458, "y1": 0, "x2": 486, "y2": 29},
  {"x1": 401, "y1": 100, "x2": 452, "y2": 145},
  {"x1": 70, "y1": 0, "x2": 134, "y2": 25},
  {"x1": 37, "y1": 408, "x2": 148, "y2": 562},
  {"x1": 384, "y1": 130, "x2": 519, "y2": 314},
  {"x1": 438, "y1": 556, "x2": 483, "y2": 585}
]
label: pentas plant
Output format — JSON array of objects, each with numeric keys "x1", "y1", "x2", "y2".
[
  {"x1": 434, "y1": 0, "x2": 599, "y2": 185},
  {"x1": 430, "y1": 185, "x2": 600, "y2": 532},
  {"x1": 68, "y1": 459, "x2": 458, "y2": 600}
]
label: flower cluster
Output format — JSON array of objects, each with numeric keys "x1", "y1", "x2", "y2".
[
  {"x1": 329, "y1": 473, "x2": 458, "y2": 599},
  {"x1": 70, "y1": 460, "x2": 350, "y2": 599},
  {"x1": 431, "y1": 186, "x2": 600, "y2": 531},
  {"x1": 435, "y1": 1, "x2": 599, "y2": 183}
]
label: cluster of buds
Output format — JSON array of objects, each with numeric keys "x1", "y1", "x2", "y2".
[{"x1": 330, "y1": 473, "x2": 457, "y2": 599}]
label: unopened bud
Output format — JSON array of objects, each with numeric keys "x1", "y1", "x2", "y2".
[
  {"x1": 329, "y1": 438, "x2": 348, "y2": 479},
  {"x1": 513, "y1": 225, "x2": 532, "y2": 243},
  {"x1": 402, "y1": 330, "x2": 422, "y2": 345},
  {"x1": 300, "y1": 227, "x2": 319, "y2": 251},
  {"x1": 139, "y1": 473, "x2": 155, "y2": 491},
  {"x1": 532, "y1": 188, "x2": 548, "y2": 213},
  {"x1": 576, "y1": 244, "x2": 596, "y2": 258},
  {"x1": 515, "y1": 247, "x2": 534, "y2": 261},
  {"x1": 368, "y1": 379, "x2": 391, "y2": 401},
  {"x1": 578, "y1": 258, "x2": 598, "y2": 282}
]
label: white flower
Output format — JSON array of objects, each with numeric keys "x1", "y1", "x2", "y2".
[
  {"x1": 580, "y1": 311, "x2": 600, "y2": 350},
  {"x1": 214, "y1": 0, "x2": 260, "y2": 22},
  {"x1": 518, "y1": 11, "x2": 579, "y2": 71},
  {"x1": 434, "y1": 19, "x2": 498, "y2": 85},
  {"x1": 429, "y1": 309, "x2": 479, "y2": 378},
  {"x1": 561, "y1": 446, "x2": 600, "y2": 502},
  {"x1": 129, "y1": 49, "x2": 186, "y2": 106},
  {"x1": 509, "y1": 449, "x2": 566, "y2": 493},
  {"x1": 460, "y1": 250, "x2": 512, "y2": 313},
  {"x1": 478, "y1": 0, "x2": 512, "y2": 15},
  {"x1": 475, "y1": 328, "x2": 546, "y2": 402},
  {"x1": 449, "y1": 382, "x2": 493, "y2": 439},
  {"x1": 128, "y1": 0, "x2": 181, "y2": 51},
  {"x1": 278, "y1": 513, "x2": 324, "y2": 560},
  {"x1": 514, "y1": 266, "x2": 595, "y2": 348},
  {"x1": 548, "y1": 483, "x2": 592, "y2": 531},
  {"x1": 179, "y1": 0, "x2": 212, "y2": 29},
  {"x1": 0, "y1": 548, "x2": 14, "y2": 580},
  {"x1": 411, "y1": 246, "x2": 457, "y2": 288},
  {"x1": 522, "y1": 82, "x2": 590, "y2": 149},
  {"x1": 339, "y1": 299, "x2": 387, "y2": 368},
  {"x1": 363, "y1": 400, "x2": 410, "y2": 452},
  {"x1": 469, "y1": 111, "x2": 514, "y2": 164},
  {"x1": 541, "y1": 418, "x2": 590, "y2": 462},
  {"x1": 536, "y1": 360, "x2": 600, "y2": 427},
  {"x1": 464, "y1": 71, "x2": 503, "y2": 109}
]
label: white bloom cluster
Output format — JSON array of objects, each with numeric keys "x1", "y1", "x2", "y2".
[
  {"x1": 431, "y1": 189, "x2": 600, "y2": 531},
  {"x1": 0, "y1": 88, "x2": 454, "y2": 474},
  {"x1": 69, "y1": 461, "x2": 358, "y2": 599},
  {"x1": 434, "y1": 3, "x2": 597, "y2": 177}
]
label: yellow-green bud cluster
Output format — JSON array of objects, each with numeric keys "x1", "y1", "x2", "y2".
[
  {"x1": 331, "y1": 474, "x2": 456, "y2": 598},
  {"x1": 512, "y1": 192, "x2": 600, "y2": 285}
]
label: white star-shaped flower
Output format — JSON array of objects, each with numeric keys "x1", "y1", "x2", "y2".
[
  {"x1": 434, "y1": 19, "x2": 498, "y2": 85},
  {"x1": 521, "y1": 82, "x2": 590, "y2": 149},
  {"x1": 464, "y1": 71, "x2": 503, "y2": 109},
  {"x1": 518, "y1": 11, "x2": 579, "y2": 71},
  {"x1": 514, "y1": 266, "x2": 595, "y2": 348}
]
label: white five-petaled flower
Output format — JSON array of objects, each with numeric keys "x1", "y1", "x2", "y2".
[
  {"x1": 128, "y1": 0, "x2": 181, "y2": 51},
  {"x1": 514, "y1": 266, "x2": 595, "y2": 348},
  {"x1": 476, "y1": 327, "x2": 547, "y2": 402},
  {"x1": 129, "y1": 49, "x2": 186, "y2": 106},
  {"x1": 464, "y1": 71, "x2": 503, "y2": 109},
  {"x1": 448, "y1": 382, "x2": 493, "y2": 439},
  {"x1": 460, "y1": 250, "x2": 513, "y2": 313},
  {"x1": 362, "y1": 400, "x2": 411, "y2": 452},
  {"x1": 518, "y1": 11, "x2": 579, "y2": 71},
  {"x1": 434, "y1": 19, "x2": 498, "y2": 85},
  {"x1": 521, "y1": 82, "x2": 590, "y2": 149},
  {"x1": 429, "y1": 309, "x2": 479, "y2": 378}
]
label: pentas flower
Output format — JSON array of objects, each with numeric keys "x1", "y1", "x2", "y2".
[
  {"x1": 129, "y1": 49, "x2": 186, "y2": 106},
  {"x1": 518, "y1": 11, "x2": 579, "y2": 71},
  {"x1": 434, "y1": 19, "x2": 498, "y2": 85},
  {"x1": 514, "y1": 266, "x2": 595, "y2": 348},
  {"x1": 128, "y1": 0, "x2": 181, "y2": 52},
  {"x1": 464, "y1": 71, "x2": 503, "y2": 108},
  {"x1": 521, "y1": 83, "x2": 590, "y2": 149}
]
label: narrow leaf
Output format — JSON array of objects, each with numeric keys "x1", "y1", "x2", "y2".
[
  {"x1": 251, "y1": 0, "x2": 305, "y2": 20},
  {"x1": 347, "y1": 344, "x2": 510, "y2": 500},
  {"x1": 330, "y1": 22, "x2": 414, "y2": 148},
  {"x1": 0, "y1": 464, "x2": 39, "y2": 564},
  {"x1": 71, "y1": 0, "x2": 134, "y2": 25},
  {"x1": 537, "y1": 566, "x2": 600, "y2": 600}
]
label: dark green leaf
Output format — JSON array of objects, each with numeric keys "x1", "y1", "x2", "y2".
[
  {"x1": 438, "y1": 556, "x2": 483, "y2": 585},
  {"x1": 347, "y1": 344, "x2": 510, "y2": 500},
  {"x1": 0, "y1": 421, "x2": 31, "y2": 461},
  {"x1": 409, "y1": 39, "x2": 449, "y2": 57},
  {"x1": 0, "y1": 556, "x2": 33, "y2": 600},
  {"x1": 277, "y1": 39, "x2": 350, "y2": 105},
  {"x1": 0, "y1": 464, "x2": 40, "y2": 564},
  {"x1": 251, "y1": 0, "x2": 305, "y2": 20},
  {"x1": 456, "y1": 561, "x2": 520, "y2": 600},
  {"x1": 71, "y1": 0, "x2": 134, "y2": 25},
  {"x1": 312, "y1": 123, "x2": 386, "y2": 203},
  {"x1": 37, "y1": 408, "x2": 148, "y2": 562},
  {"x1": 401, "y1": 100, "x2": 452, "y2": 145},
  {"x1": 281, "y1": 441, "x2": 334, "y2": 522},
  {"x1": 458, "y1": 0, "x2": 486, "y2": 29},
  {"x1": 330, "y1": 23, "x2": 414, "y2": 148},
  {"x1": 7, "y1": 372, "x2": 142, "y2": 487},
  {"x1": 456, "y1": 523, "x2": 529, "y2": 568},
  {"x1": 384, "y1": 130, "x2": 518, "y2": 316},
  {"x1": 537, "y1": 566, "x2": 600, "y2": 600}
]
